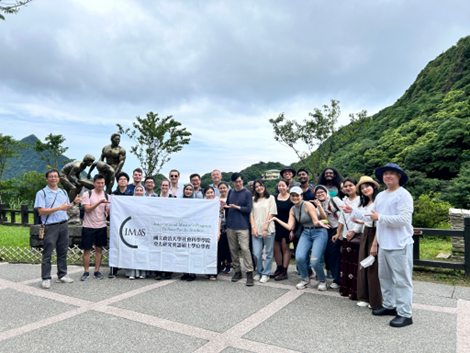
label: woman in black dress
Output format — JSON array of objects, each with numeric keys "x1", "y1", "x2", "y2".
[{"x1": 272, "y1": 179, "x2": 294, "y2": 280}]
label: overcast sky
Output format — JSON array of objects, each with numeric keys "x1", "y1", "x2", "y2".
[{"x1": 1, "y1": 0, "x2": 469, "y2": 182}]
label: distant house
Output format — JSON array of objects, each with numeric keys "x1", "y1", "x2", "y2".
[{"x1": 262, "y1": 169, "x2": 281, "y2": 180}]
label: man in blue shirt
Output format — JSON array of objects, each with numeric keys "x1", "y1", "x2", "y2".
[
  {"x1": 222, "y1": 173, "x2": 254, "y2": 286},
  {"x1": 143, "y1": 177, "x2": 158, "y2": 197},
  {"x1": 34, "y1": 168, "x2": 80, "y2": 289}
]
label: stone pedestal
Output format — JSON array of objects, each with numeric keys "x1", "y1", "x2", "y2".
[
  {"x1": 449, "y1": 208, "x2": 469, "y2": 262},
  {"x1": 67, "y1": 205, "x2": 82, "y2": 226}
]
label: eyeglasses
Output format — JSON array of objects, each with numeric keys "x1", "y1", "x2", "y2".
[
  {"x1": 170, "y1": 175, "x2": 178, "y2": 178},
  {"x1": 47, "y1": 176, "x2": 59, "y2": 179}
]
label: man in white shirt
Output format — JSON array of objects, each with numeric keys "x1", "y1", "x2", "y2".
[
  {"x1": 342, "y1": 163, "x2": 414, "y2": 328},
  {"x1": 168, "y1": 169, "x2": 184, "y2": 198}
]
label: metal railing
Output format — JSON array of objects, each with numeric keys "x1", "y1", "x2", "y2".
[
  {"x1": 0, "y1": 203, "x2": 38, "y2": 226},
  {"x1": 413, "y1": 216, "x2": 470, "y2": 277}
]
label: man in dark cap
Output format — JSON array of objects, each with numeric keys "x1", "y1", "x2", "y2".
[{"x1": 274, "y1": 166, "x2": 301, "y2": 196}]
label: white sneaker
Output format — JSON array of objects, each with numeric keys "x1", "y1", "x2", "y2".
[
  {"x1": 56, "y1": 275, "x2": 73, "y2": 283},
  {"x1": 260, "y1": 275, "x2": 269, "y2": 283},
  {"x1": 357, "y1": 301, "x2": 369, "y2": 307},
  {"x1": 329, "y1": 282, "x2": 339, "y2": 289},
  {"x1": 139, "y1": 275, "x2": 145, "y2": 279},
  {"x1": 318, "y1": 282, "x2": 328, "y2": 291},
  {"x1": 42, "y1": 279, "x2": 51, "y2": 289},
  {"x1": 253, "y1": 274, "x2": 261, "y2": 281},
  {"x1": 296, "y1": 279, "x2": 310, "y2": 290},
  {"x1": 129, "y1": 276, "x2": 135, "y2": 280},
  {"x1": 368, "y1": 304, "x2": 373, "y2": 309}
]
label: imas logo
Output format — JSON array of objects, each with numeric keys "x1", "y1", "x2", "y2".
[{"x1": 119, "y1": 217, "x2": 146, "y2": 249}]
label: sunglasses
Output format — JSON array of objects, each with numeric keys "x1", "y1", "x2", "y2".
[{"x1": 170, "y1": 175, "x2": 178, "y2": 178}]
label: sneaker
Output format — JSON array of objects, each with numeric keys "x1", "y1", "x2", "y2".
[
  {"x1": 56, "y1": 275, "x2": 73, "y2": 283},
  {"x1": 368, "y1": 304, "x2": 373, "y2": 309},
  {"x1": 164, "y1": 273, "x2": 172, "y2": 280},
  {"x1": 80, "y1": 272, "x2": 89, "y2": 281},
  {"x1": 357, "y1": 301, "x2": 369, "y2": 307},
  {"x1": 296, "y1": 279, "x2": 310, "y2": 290},
  {"x1": 42, "y1": 279, "x2": 51, "y2": 289},
  {"x1": 129, "y1": 276, "x2": 135, "y2": 280},
  {"x1": 260, "y1": 275, "x2": 269, "y2": 283},
  {"x1": 108, "y1": 271, "x2": 115, "y2": 279},
  {"x1": 94, "y1": 271, "x2": 104, "y2": 280},
  {"x1": 253, "y1": 274, "x2": 261, "y2": 281},
  {"x1": 318, "y1": 282, "x2": 328, "y2": 291},
  {"x1": 139, "y1": 275, "x2": 145, "y2": 279},
  {"x1": 220, "y1": 265, "x2": 227, "y2": 273},
  {"x1": 329, "y1": 282, "x2": 339, "y2": 289},
  {"x1": 224, "y1": 265, "x2": 232, "y2": 274}
]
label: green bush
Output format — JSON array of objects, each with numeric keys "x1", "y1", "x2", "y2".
[{"x1": 413, "y1": 192, "x2": 451, "y2": 229}]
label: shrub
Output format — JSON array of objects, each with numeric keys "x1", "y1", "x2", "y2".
[{"x1": 413, "y1": 192, "x2": 451, "y2": 229}]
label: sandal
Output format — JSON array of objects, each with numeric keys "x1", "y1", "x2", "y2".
[{"x1": 209, "y1": 275, "x2": 217, "y2": 281}]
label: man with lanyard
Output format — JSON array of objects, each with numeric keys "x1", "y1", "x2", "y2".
[
  {"x1": 190, "y1": 173, "x2": 203, "y2": 199},
  {"x1": 341, "y1": 163, "x2": 414, "y2": 328},
  {"x1": 210, "y1": 169, "x2": 230, "y2": 197},
  {"x1": 168, "y1": 169, "x2": 184, "y2": 198},
  {"x1": 143, "y1": 177, "x2": 158, "y2": 197},
  {"x1": 297, "y1": 168, "x2": 316, "y2": 202},
  {"x1": 127, "y1": 168, "x2": 143, "y2": 193},
  {"x1": 34, "y1": 168, "x2": 80, "y2": 289},
  {"x1": 222, "y1": 172, "x2": 254, "y2": 286}
]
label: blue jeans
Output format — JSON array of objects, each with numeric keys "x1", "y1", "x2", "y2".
[
  {"x1": 295, "y1": 228, "x2": 328, "y2": 282},
  {"x1": 252, "y1": 232, "x2": 275, "y2": 276}
]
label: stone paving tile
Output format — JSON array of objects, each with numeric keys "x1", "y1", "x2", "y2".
[
  {"x1": 413, "y1": 293, "x2": 457, "y2": 308},
  {"x1": 243, "y1": 292, "x2": 456, "y2": 353},
  {"x1": 111, "y1": 279, "x2": 288, "y2": 333},
  {"x1": 0, "y1": 264, "x2": 59, "y2": 282},
  {"x1": 453, "y1": 286, "x2": 470, "y2": 301},
  {"x1": 413, "y1": 281, "x2": 455, "y2": 298},
  {"x1": 220, "y1": 347, "x2": 256, "y2": 353},
  {"x1": 27, "y1": 271, "x2": 156, "y2": 302},
  {"x1": 0, "y1": 288, "x2": 77, "y2": 333},
  {"x1": 0, "y1": 311, "x2": 207, "y2": 353}
]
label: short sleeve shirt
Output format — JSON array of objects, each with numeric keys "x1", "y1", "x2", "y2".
[
  {"x1": 34, "y1": 186, "x2": 69, "y2": 224},
  {"x1": 82, "y1": 190, "x2": 110, "y2": 229}
]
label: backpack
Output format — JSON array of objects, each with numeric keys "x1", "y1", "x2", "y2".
[{"x1": 79, "y1": 190, "x2": 109, "y2": 219}]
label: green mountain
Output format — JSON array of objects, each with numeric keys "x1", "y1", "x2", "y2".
[
  {"x1": 309, "y1": 35, "x2": 470, "y2": 207},
  {"x1": 3, "y1": 134, "x2": 71, "y2": 180}
]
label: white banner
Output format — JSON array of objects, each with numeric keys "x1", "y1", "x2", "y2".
[{"x1": 109, "y1": 196, "x2": 219, "y2": 274}]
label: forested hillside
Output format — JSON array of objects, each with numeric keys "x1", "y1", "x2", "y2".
[
  {"x1": 3, "y1": 135, "x2": 70, "y2": 180},
  {"x1": 303, "y1": 36, "x2": 470, "y2": 208}
]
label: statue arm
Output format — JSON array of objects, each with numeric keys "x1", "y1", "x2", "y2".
[
  {"x1": 87, "y1": 162, "x2": 97, "y2": 179},
  {"x1": 99, "y1": 147, "x2": 106, "y2": 163},
  {"x1": 115, "y1": 149, "x2": 126, "y2": 174}
]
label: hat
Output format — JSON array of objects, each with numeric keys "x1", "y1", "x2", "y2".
[
  {"x1": 280, "y1": 166, "x2": 296, "y2": 178},
  {"x1": 356, "y1": 176, "x2": 380, "y2": 193},
  {"x1": 375, "y1": 163, "x2": 408, "y2": 186},
  {"x1": 289, "y1": 186, "x2": 303, "y2": 195}
]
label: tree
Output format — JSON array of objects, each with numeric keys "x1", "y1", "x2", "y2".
[
  {"x1": 117, "y1": 112, "x2": 192, "y2": 177},
  {"x1": 0, "y1": 133, "x2": 28, "y2": 201},
  {"x1": 0, "y1": 0, "x2": 33, "y2": 20},
  {"x1": 269, "y1": 100, "x2": 370, "y2": 183},
  {"x1": 33, "y1": 133, "x2": 69, "y2": 169}
]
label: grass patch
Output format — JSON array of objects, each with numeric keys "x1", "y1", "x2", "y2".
[
  {"x1": 413, "y1": 267, "x2": 470, "y2": 287},
  {"x1": 0, "y1": 225, "x2": 30, "y2": 247},
  {"x1": 419, "y1": 236, "x2": 452, "y2": 260}
]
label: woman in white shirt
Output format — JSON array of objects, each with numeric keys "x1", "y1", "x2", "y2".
[
  {"x1": 352, "y1": 176, "x2": 383, "y2": 309},
  {"x1": 250, "y1": 179, "x2": 277, "y2": 283}
]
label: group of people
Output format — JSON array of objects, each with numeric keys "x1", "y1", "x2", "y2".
[{"x1": 35, "y1": 162, "x2": 414, "y2": 328}]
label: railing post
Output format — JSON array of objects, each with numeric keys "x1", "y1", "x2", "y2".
[
  {"x1": 464, "y1": 217, "x2": 470, "y2": 277},
  {"x1": 21, "y1": 204, "x2": 29, "y2": 225},
  {"x1": 0, "y1": 203, "x2": 5, "y2": 224},
  {"x1": 33, "y1": 208, "x2": 39, "y2": 225},
  {"x1": 413, "y1": 235, "x2": 420, "y2": 260},
  {"x1": 10, "y1": 209, "x2": 15, "y2": 224}
]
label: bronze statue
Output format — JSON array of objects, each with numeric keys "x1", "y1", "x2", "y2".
[
  {"x1": 59, "y1": 154, "x2": 96, "y2": 202},
  {"x1": 87, "y1": 160, "x2": 115, "y2": 193},
  {"x1": 99, "y1": 133, "x2": 126, "y2": 192}
]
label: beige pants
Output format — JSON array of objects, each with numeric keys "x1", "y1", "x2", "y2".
[{"x1": 226, "y1": 228, "x2": 253, "y2": 273}]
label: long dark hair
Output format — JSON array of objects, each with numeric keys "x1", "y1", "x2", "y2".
[
  {"x1": 342, "y1": 177, "x2": 357, "y2": 198},
  {"x1": 203, "y1": 185, "x2": 215, "y2": 198},
  {"x1": 318, "y1": 167, "x2": 343, "y2": 189},
  {"x1": 253, "y1": 179, "x2": 270, "y2": 202},
  {"x1": 358, "y1": 182, "x2": 379, "y2": 207}
]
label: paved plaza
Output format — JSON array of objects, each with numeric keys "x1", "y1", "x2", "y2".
[{"x1": 0, "y1": 262, "x2": 469, "y2": 353}]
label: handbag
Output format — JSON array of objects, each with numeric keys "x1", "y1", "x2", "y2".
[{"x1": 294, "y1": 201, "x2": 304, "y2": 238}]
